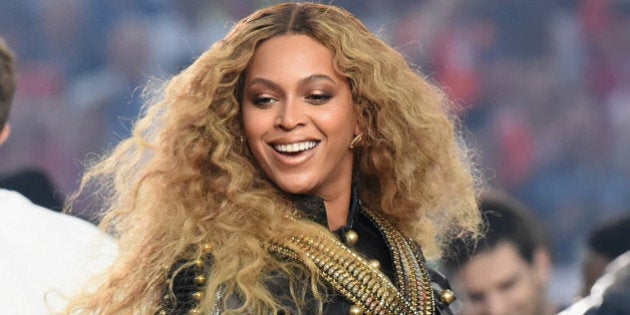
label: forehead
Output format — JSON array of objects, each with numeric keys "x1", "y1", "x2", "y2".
[
  {"x1": 456, "y1": 242, "x2": 533, "y2": 289},
  {"x1": 246, "y1": 34, "x2": 341, "y2": 81}
]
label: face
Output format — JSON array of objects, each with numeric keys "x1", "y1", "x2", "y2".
[
  {"x1": 580, "y1": 250, "x2": 610, "y2": 297},
  {"x1": 0, "y1": 124, "x2": 9, "y2": 146},
  {"x1": 241, "y1": 34, "x2": 359, "y2": 198},
  {"x1": 451, "y1": 242, "x2": 551, "y2": 315}
]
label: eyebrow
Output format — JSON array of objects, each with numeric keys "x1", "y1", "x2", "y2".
[
  {"x1": 247, "y1": 74, "x2": 337, "y2": 90},
  {"x1": 300, "y1": 74, "x2": 336, "y2": 86}
]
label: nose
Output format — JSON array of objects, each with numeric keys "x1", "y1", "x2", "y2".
[{"x1": 275, "y1": 97, "x2": 306, "y2": 130}]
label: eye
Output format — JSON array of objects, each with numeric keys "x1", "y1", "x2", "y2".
[
  {"x1": 305, "y1": 92, "x2": 332, "y2": 105},
  {"x1": 498, "y1": 275, "x2": 518, "y2": 292},
  {"x1": 468, "y1": 292, "x2": 484, "y2": 303},
  {"x1": 252, "y1": 95, "x2": 277, "y2": 107}
]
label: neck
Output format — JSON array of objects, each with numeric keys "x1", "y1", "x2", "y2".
[
  {"x1": 288, "y1": 186, "x2": 353, "y2": 231},
  {"x1": 324, "y1": 194, "x2": 350, "y2": 231}
]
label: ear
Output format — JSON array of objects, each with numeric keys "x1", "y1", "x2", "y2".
[
  {"x1": 354, "y1": 124, "x2": 362, "y2": 136},
  {"x1": 0, "y1": 123, "x2": 10, "y2": 146},
  {"x1": 353, "y1": 104, "x2": 363, "y2": 136},
  {"x1": 532, "y1": 246, "x2": 552, "y2": 285}
]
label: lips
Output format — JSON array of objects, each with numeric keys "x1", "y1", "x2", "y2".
[{"x1": 272, "y1": 141, "x2": 319, "y2": 154}]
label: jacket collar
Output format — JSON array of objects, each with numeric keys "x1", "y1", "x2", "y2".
[{"x1": 289, "y1": 182, "x2": 360, "y2": 234}]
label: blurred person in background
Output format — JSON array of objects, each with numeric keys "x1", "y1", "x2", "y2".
[
  {"x1": 558, "y1": 212, "x2": 630, "y2": 314},
  {"x1": 0, "y1": 39, "x2": 14, "y2": 148},
  {"x1": 559, "y1": 249, "x2": 630, "y2": 315},
  {"x1": 579, "y1": 213, "x2": 630, "y2": 298},
  {"x1": 443, "y1": 189, "x2": 555, "y2": 315},
  {"x1": 0, "y1": 37, "x2": 117, "y2": 314}
]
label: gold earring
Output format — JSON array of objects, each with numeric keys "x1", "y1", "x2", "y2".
[
  {"x1": 236, "y1": 135, "x2": 246, "y2": 151},
  {"x1": 349, "y1": 133, "x2": 363, "y2": 150}
]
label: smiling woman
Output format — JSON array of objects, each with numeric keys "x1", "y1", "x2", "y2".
[{"x1": 62, "y1": 2, "x2": 481, "y2": 315}]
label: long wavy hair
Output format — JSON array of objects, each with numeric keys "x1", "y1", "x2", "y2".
[{"x1": 63, "y1": 2, "x2": 481, "y2": 314}]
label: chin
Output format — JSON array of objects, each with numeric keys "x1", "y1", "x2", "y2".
[{"x1": 276, "y1": 179, "x2": 317, "y2": 196}]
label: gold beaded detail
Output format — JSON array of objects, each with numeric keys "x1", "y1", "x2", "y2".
[
  {"x1": 267, "y1": 206, "x2": 435, "y2": 314},
  {"x1": 365, "y1": 207, "x2": 435, "y2": 314}
]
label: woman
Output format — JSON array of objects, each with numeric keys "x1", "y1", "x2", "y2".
[{"x1": 65, "y1": 3, "x2": 480, "y2": 314}]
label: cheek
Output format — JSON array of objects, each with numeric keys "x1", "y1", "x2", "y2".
[
  {"x1": 323, "y1": 118, "x2": 349, "y2": 136},
  {"x1": 241, "y1": 110, "x2": 268, "y2": 163},
  {"x1": 320, "y1": 108, "x2": 356, "y2": 136},
  {"x1": 242, "y1": 109, "x2": 266, "y2": 139},
  {"x1": 510, "y1": 276, "x2": 538, "y2": 304}
]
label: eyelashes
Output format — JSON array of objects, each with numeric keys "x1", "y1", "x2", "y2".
[
  {"x1": 252, "y1": 96, "x2": 275, "y2": 106},
  {"x1": 250, "y1": 92, "x2": 333, "y2": 107},
  {"x1": 305, "y1": 93, "x2": 332, "y2": 104}
]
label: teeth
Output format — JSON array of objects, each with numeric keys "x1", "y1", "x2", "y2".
[{"x1": 274, "y1": 141, "x2": 318, "y2": 153}]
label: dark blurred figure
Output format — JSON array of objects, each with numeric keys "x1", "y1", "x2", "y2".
[
  {"x1": 559, "y1": 251, "x2": 630, "y2": 315},
  {"x1": 443, "y1": 189, "x2": 556, "y2": 315},
  {"x1": 580, "y1": 214, "x2": 630, "y2": 298},
  {"x1": 0, "y1": 168, "x2": 64, "y2": 211},
  {"x1": 557, "y1": 211, "x2": 630, "y2": 314},
  {"x1": 559, "y1": 212, "x2": 630, "y2": 315}
]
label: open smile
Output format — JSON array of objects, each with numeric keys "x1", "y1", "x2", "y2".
[{"x1": 271, "y1": 141, "x2": 320, "y2": 154}]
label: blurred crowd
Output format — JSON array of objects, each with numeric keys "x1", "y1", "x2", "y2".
[{"x1": 1, "y1": 0, "x2": 629, "y2": 305}]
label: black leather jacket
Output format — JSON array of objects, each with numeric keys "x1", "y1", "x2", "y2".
[{"x1": 162, "y1": 190, "x2": 455, "y2": 314}]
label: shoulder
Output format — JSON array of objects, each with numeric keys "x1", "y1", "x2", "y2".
[
  {"x1": 0, "y1": 188, "x2": 32, "y2": 207},
  {"x1": 0, "y1": 187, "x2": 118, "y2": 260},
  {"x1": 1, "y1": 188, "x2": 102, "y2": 236},
  {"x1": 0, "y1": 189, "x2": 118, "y2": 313}
]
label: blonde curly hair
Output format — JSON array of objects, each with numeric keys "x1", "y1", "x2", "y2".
[{"x1": 63, "y1": 2, "x2": 481, "y2": 314}]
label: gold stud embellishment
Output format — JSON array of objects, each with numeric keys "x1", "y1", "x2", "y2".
[
  {"x1": 194, "y1": 259, "x2": 204, "y2": 269},
  {"x1": 194, "y1": 275, "x2": 207, "y2": 285},
  {"x1": 368, "y1": 259, "x2": 381, "y2": 270},
  {"x1": 440, "y1": 289, "x2": 456, "y2": 305},
  {"x1": 345, "y1": 230, "x2": 359, "y2": 246},
  {"x1": 349, "y1": 304, "x2": 364, "y2": 315},
  {"x1": 201, "y1": 242, "x2": 213, "y2": 253},
  {"x1": 192, "y1": 291, "x2": 203, "y2": 302}
]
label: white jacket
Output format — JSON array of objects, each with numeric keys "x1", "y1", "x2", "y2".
[{"x1": 0, "y1": 189, "x2": 118, "y2": 314}]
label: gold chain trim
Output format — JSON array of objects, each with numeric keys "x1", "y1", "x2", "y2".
[
  {"x1": 362, "y1": 207, "x2": 435, "y2": 314},
  {"x1": 267, "y1": 206, "x2": 435, "y2": 314}
]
